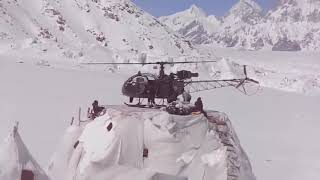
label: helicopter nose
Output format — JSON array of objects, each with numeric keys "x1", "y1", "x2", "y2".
[
  {"x1": 122, "y1": 83, "x2": 138, "y2": 97},
  {"x1": 122, "y1": 83, "x2": 132, "y2": 95}
]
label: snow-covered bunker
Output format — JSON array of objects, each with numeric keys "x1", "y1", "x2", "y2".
[
  {"x1": 0, "y1": 124, "x2": 50, "y2": 180},
  {"x1": 48, "y1": 106, "x2": 255, "y2": 180}
]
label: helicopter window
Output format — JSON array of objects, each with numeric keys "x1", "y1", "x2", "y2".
[
  {"x1": 147, "y1": 76, "x2": 156, "y2": 80},
  {"x1": 136, "y1": 77, "x2": 145, "y2": 82},
  {"x1": 133, "y1": 77, "x2": 147, "y2": 84},
  {"x1": 128, "y1": 80, "x2": 136, "y2": 86}
]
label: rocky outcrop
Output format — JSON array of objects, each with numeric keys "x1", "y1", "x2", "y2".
[{"x1": 272, "y1": 38, "x2": 301, "y2": 51}]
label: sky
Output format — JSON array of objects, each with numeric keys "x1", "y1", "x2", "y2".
[{"x1": 132, "y1": 0, "x2": 278, "y2": 17}]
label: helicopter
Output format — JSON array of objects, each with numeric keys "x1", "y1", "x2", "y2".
[{"x1": 82, "y1": 60, "x2": 259, "y2": 108}]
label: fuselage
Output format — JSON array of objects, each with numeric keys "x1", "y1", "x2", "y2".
[{"x1": 122, "y1": 73, "x2": 184, "y2": 99}]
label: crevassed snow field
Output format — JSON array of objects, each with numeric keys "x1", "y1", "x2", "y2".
[{"x1": 0, "y1": 55, "x2": 320, "y2": 180}]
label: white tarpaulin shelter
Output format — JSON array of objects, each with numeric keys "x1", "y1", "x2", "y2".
[
  {"x1": 48, "y1": 106, "x2": 255, "y2": 180},
  {"x1": 0, "y1": 123, "x2": 50, "y2": 180},
  {"x1": 47, "y1": 125, "x2": 84, "y2": 180}
]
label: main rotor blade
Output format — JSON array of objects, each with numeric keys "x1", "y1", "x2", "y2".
[
  {"x1": 80, "y1": 62, "x2": 156, "y2": 65},
  {"x1": 186, "y1": 77, "x2": 259, "y2": 84},
  {"x1": 246, "y1": 78, "x2": 259, "y2": 84},
  {"x1": 244, "y1": 65, "x2": 248, "y2": 77},
  {"x1": 165, "y1": 60, "x2": 217, "y2": 64},
  {"x1": 81, "y1": 60, "x2": 217, "y2": 65}
]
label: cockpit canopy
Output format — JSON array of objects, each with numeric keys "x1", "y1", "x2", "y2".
[{"x1": 122, "y1": 73, "x2": 157, "y2": 97}]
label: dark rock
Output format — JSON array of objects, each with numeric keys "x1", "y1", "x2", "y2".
[
  {"x1": 272, "y1": 38, "x2": 301, "y2": 51},
  {"x1": 143, "y1": 148, "x2": 148, "y2": 158},
  {"x1": 307, "y1": 9, "x2": 320, "y2": 23},
  {"x1": 73, "y1": 140, "x2": 79, "y2": 149},
  {"x1": 107, "y1": 122, "x2": 113, "y2": 131}
]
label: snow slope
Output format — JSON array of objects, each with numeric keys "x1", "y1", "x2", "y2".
[{"x1": 0, "y1": 0, "x2": 197, "y2": 64}]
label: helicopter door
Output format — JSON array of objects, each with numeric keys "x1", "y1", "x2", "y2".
[{"x1": 132, "y1": 76, "x2": 148, "y2": 94}]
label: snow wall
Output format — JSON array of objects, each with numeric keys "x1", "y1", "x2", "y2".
[{"x1": 47, "y1": 106, "x2": 256, "y2": 180}]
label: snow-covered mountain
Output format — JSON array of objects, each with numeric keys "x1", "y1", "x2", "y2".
[
  {"x1": 215, "y1": 0, "x2": 265, "y2": 49},
  {"x1": 160, "y1": 1, "x2": 266, "y2": 50},
  {"x1": 266, "y1": 0, "x2": 320, "y2": 51},
  {"x1": 159, "y1": 5, "x2": 221, "y2": 44},
  {"x1": 160, "y1": 0, "x2": 320, "y2": 51},
  {"x1": 0, "y1": 0, "x2": 197, "y2": 64}
]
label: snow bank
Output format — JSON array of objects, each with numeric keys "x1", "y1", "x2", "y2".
[
  {"x1": 207, "y1": 111, "x2": 256, "y2": 180},
  {"x1": 0, "y1": 124, "x2": 50, "y2": 180},
  {"x1": 49, "y1": 106, "x2": 255, "y2": 180}
]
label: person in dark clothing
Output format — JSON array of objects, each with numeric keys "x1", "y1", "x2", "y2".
[
  {"x1": 92, "y1": 100, "x2": 105, "y2": 119},
  {"x1": 194, "y1": 97, "x2": 207, "y2": 117},
  {"x1": 194, "y1": 97, "x2": 203, "y2": 111},
  {"x1": 147, "y1": 82, "x2": 156, "y2": 106},
  {"x1": 182, "y1": 91, "x2": 192, "y2": 103},
  {"x1": 168, "y1": 73, "x2": 175, "y2": 95}
]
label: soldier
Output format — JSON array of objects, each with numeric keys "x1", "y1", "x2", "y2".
[
  {"x1": 147, "y1": 86, "x2": 156, "y2": 107},
  {"x1": 91, "y1": 100, "x2": 105, "y2": 119},
  {"x1": 182, "y1": 91, "x2": 192, "y2": 103},
  {"x1": 194, "y1": 97, "x2": 207, "y2": 117}
]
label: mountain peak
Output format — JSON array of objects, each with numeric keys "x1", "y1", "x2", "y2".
[
  {"x1": 269, "y1": 0, "x2": 320, "y2": 23},
  {"x1": 187, "y1": 4, "x2": 207, "y2": 17},
  {"x1": 224, "y1": 0, "x2": 263, "y2": 25},
  {"x1": 240, "y1": 0, "x2": 262, "y2": 10},
  {"x1": 231, "y1": 0, "x2": 262, "y2": 13}
]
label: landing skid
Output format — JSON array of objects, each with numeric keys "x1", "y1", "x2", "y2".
[
  {"x1": 124, "y1": 102, "x2": 147, "y2": 108},
  {"x1": 124, "y1": 102, "x2": 164, "y2": 109}
]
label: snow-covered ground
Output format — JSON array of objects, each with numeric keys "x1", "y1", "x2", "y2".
[
  {"x1": 1, "y1": 52, "x2": 320, "y2": 180},
  {"x1": 199, "y1": 87, "x2": 320, "y2": 180},
  {"x1": 0, "y1": 58, "x2": 127, "y2": 168},
  {"x1": 198, "y1": 45, "x2": 320, "y2": 95}
]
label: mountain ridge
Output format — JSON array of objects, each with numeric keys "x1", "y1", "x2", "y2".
[{"x1": 160, "y1": 0, "x2": 320, "y2": 51}]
